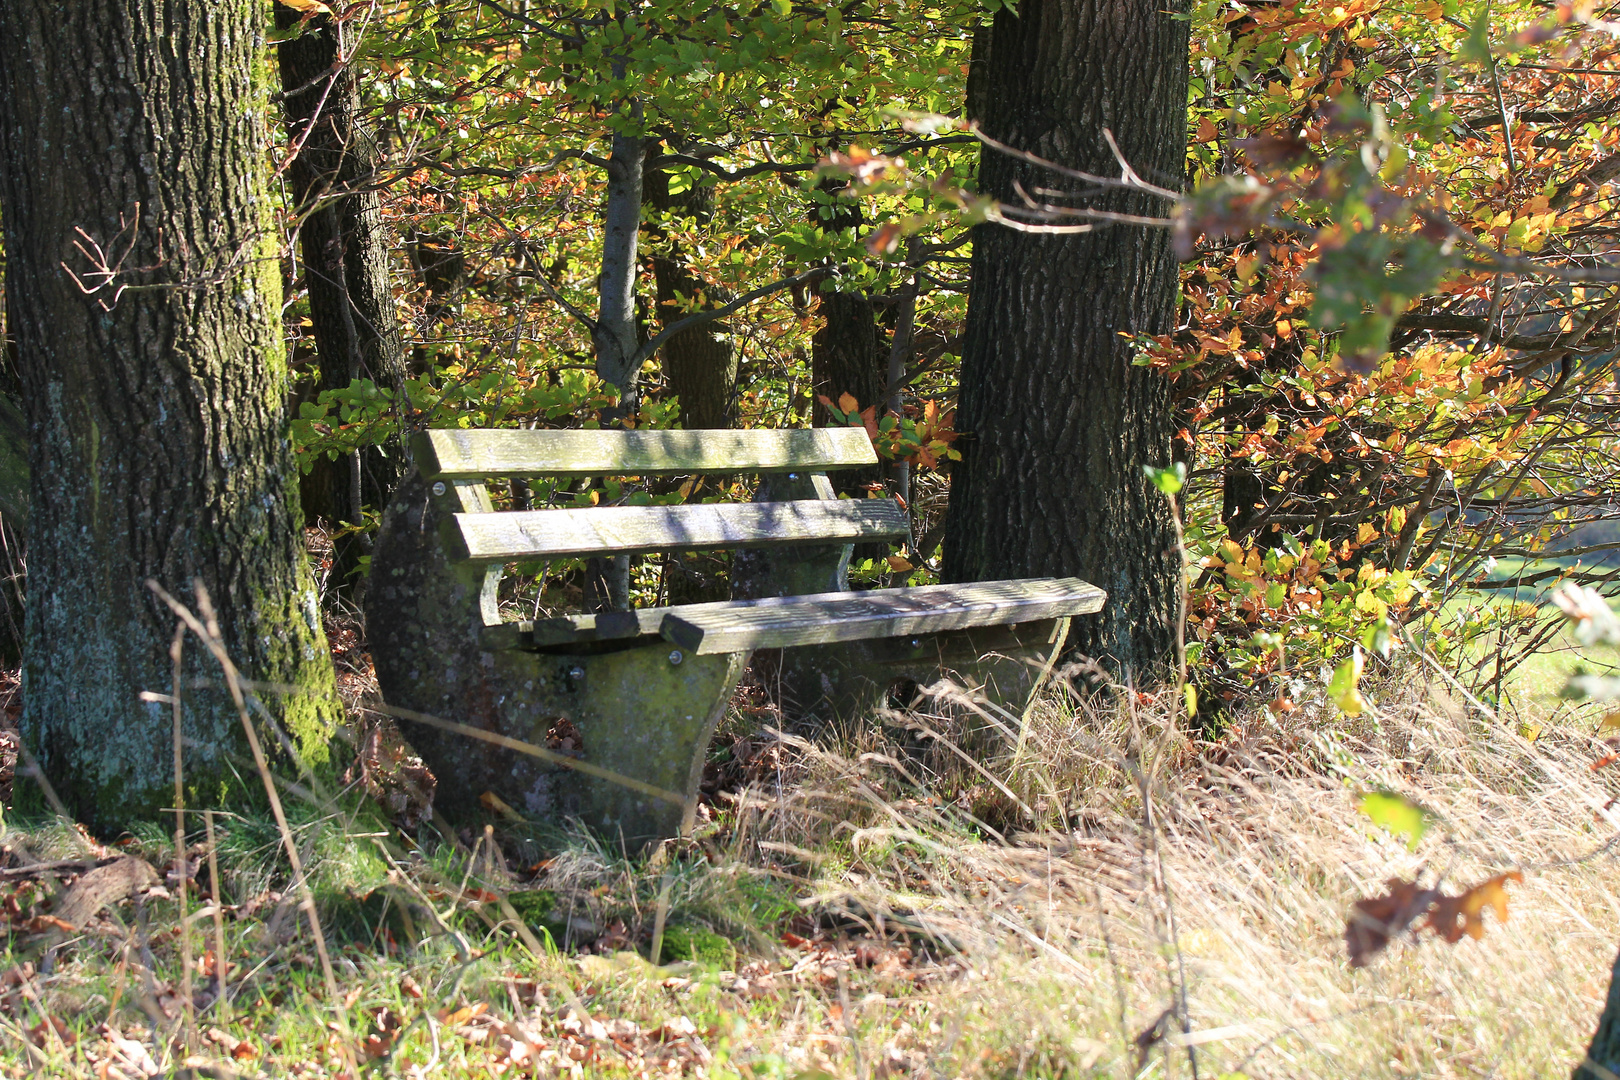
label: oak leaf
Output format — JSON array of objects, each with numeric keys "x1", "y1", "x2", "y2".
[{"x1": 1423, "y1": 871, "x2": 1523, "y2": 944}]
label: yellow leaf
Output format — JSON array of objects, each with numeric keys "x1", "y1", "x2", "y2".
[
  {"x1": 278, "y1": 0, "x2": 333, "y2": 11},
  {"x1": 1329, "y1": 649, "x2": 1367, "y2": 715},
  {"x1": 1600, "y1": 712, "x2": 1620, "y2": 733},
  {"x1": 1357, "y1": 521, "x2": 1378, "y2": 544},
  {"x1": 837, "y1": 392, "x2": 859, "y2": 415}
]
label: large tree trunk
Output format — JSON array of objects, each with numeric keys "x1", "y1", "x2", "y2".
[
  {"x1": 277, "y1": 8, "x2": 408, "y2": 600},
  {"x1": 942, "y1": 0, "x2": 1188, "y2": 682},
  {"x1": 0, "y1": 0, "x2": 341, "y2": 828},
  {"x1": 1577, "y1": 951, "x2": 1620, "y2": 1079}
]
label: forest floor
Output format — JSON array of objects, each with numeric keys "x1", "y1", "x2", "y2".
[{"x1": 0, "y1": 636, "x2": 1616, "y2": 1079}]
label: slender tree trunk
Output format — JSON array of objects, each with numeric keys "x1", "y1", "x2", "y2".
[
  {"x1": 1577, "y1": 952, "x2": 1620, "y2": 1079},
  {"x1": 277, "y1": 9, "x2": 408, "y2": 600},
  {"x1": 645, "y1": 170, "x2": 736, "y2": 430},
  {"x1": 583, "y1": 131, "x2": 648, "y2": 611},
  {"x1": 942, "y1": 0, "x2": 1188, "y2": 682},
  {"x1": 594, "y1": 132, "x2": 648, "y2": 410},
  {"x1": 806, "y1": 175, "x2": 888, "y2": 498},
  {"x1": 0, "y1": 0, "x2": 341, "y2": 828}
]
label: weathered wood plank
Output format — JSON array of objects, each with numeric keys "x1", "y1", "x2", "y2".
[
  {"x1": 414, "y1": 427, "x2": 877, "y2": 480},
  {"x1": 448, "y1": 498, "x2": 909, "y2": 563},
  {"x1": 658, "y1": 578, "x2": 1107, "y2": 654},
  {"x1": 517, "y1": 609, "x2": 664, "y2": 648}
]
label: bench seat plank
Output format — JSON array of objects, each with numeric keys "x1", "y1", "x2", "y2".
[
  {"x1": 658, "y1": 578, "x2": 1107, "y2": 654},
  {"x1": 415, "y1": 428, "x2": 877, "y2": 480},
  {"x1": 450, "y1": 498, "x2": 909, "y2": 563}
]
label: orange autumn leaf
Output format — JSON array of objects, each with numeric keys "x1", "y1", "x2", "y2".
[
  {"x1": 1423, "y1": 871, "x2": 1524, "y2": 944},
  {"x1": 866, "y1": 222, "x2": 903, "y2": 255}
]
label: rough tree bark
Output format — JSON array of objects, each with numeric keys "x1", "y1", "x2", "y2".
[
  {"x1": 645, "y1": 170, "x2": 736, "y2": 431},
  {"x1": 809, "y1": 180, "x2": 887, "y2": 498},
  {"x1": 942, "y1": 0, "x2": 1188, "y2": 681},
  {"x1": 277, "y1": 7, "x2": 409, "y2": 599},
  {"x1": 1577, "y1": 954, "x2": 1620, "y2": 1079},
  {"x1": 0, "y1": 0, "x2": 341, "y2": 827}
]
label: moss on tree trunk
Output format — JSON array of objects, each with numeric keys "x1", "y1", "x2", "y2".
[{"x1": 0, "y1": 0, "x2": 341, "y2": 829}]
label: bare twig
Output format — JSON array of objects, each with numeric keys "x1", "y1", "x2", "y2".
[
  {"x1": 204, "y1": 809, "x2": 229, "y2": 1018},
  {"x1": 144, "y1": 579, "x2": 351, "y2": 1049},
  {"x1": 168, "y1": 623, "x2": 193, "y2": 1050}
]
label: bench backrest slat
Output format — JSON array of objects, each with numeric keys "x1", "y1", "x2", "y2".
[
  {"x1": 415, "y1": 427, "x2": 877, "y2": 480},
  {"x1": 448, "y1": 498, "x2": 908, "y2": 563}
]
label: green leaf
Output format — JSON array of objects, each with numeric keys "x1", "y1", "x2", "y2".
[
  {"x1": 1328, "y1": 648, "x2": 1368, "y2": 715},
  {"x1": 1361, "y1": 615, "x2": 1394, "y2": 660},
  {"x1": 1144, "y1": 462, "x2": 1187, "y2": 496},
  {"x1": 1359, "y1": 790, "x2": 1431, "y2": 851}
]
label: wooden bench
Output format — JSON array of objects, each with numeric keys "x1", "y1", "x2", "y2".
[{"x1": 366, "y1": 427, "x2": 1106, "y2": 845}]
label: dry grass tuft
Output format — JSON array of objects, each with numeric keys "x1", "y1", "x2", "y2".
[{"x1": 0, "y1": 663, "x2": 1616, "y2": 1078}]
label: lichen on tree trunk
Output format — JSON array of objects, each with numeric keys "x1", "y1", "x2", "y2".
[
  {"x1": 0, "y1": 0, "x2": 342, "y2": 828},
  {"x1": 943, "y1": 0, "x2": 1188, "y2": 683}
]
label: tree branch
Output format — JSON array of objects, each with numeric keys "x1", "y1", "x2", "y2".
[
  {"x1": 647, "y1": 134, "x2": 975, "y2": 185},
  {"x1": 629, "y1": 268, "x2": 821, "y2": 371}
]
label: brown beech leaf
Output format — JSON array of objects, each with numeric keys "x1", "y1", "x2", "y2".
[
  {"x1": 1345, "y1": 877, "x2": 1438, "y2": 967},
  {"x1": 1423, "y1": 871, "x2": 1524, "y2": 944}
]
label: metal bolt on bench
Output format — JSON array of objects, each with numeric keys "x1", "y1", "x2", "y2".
[{"x1": 366, "y1": 426, "x2": 1106, "y2": 846}]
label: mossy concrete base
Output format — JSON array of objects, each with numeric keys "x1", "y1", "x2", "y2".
[{"x1": 368, "y1": 471, "x2": 748, "y2": 847}]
